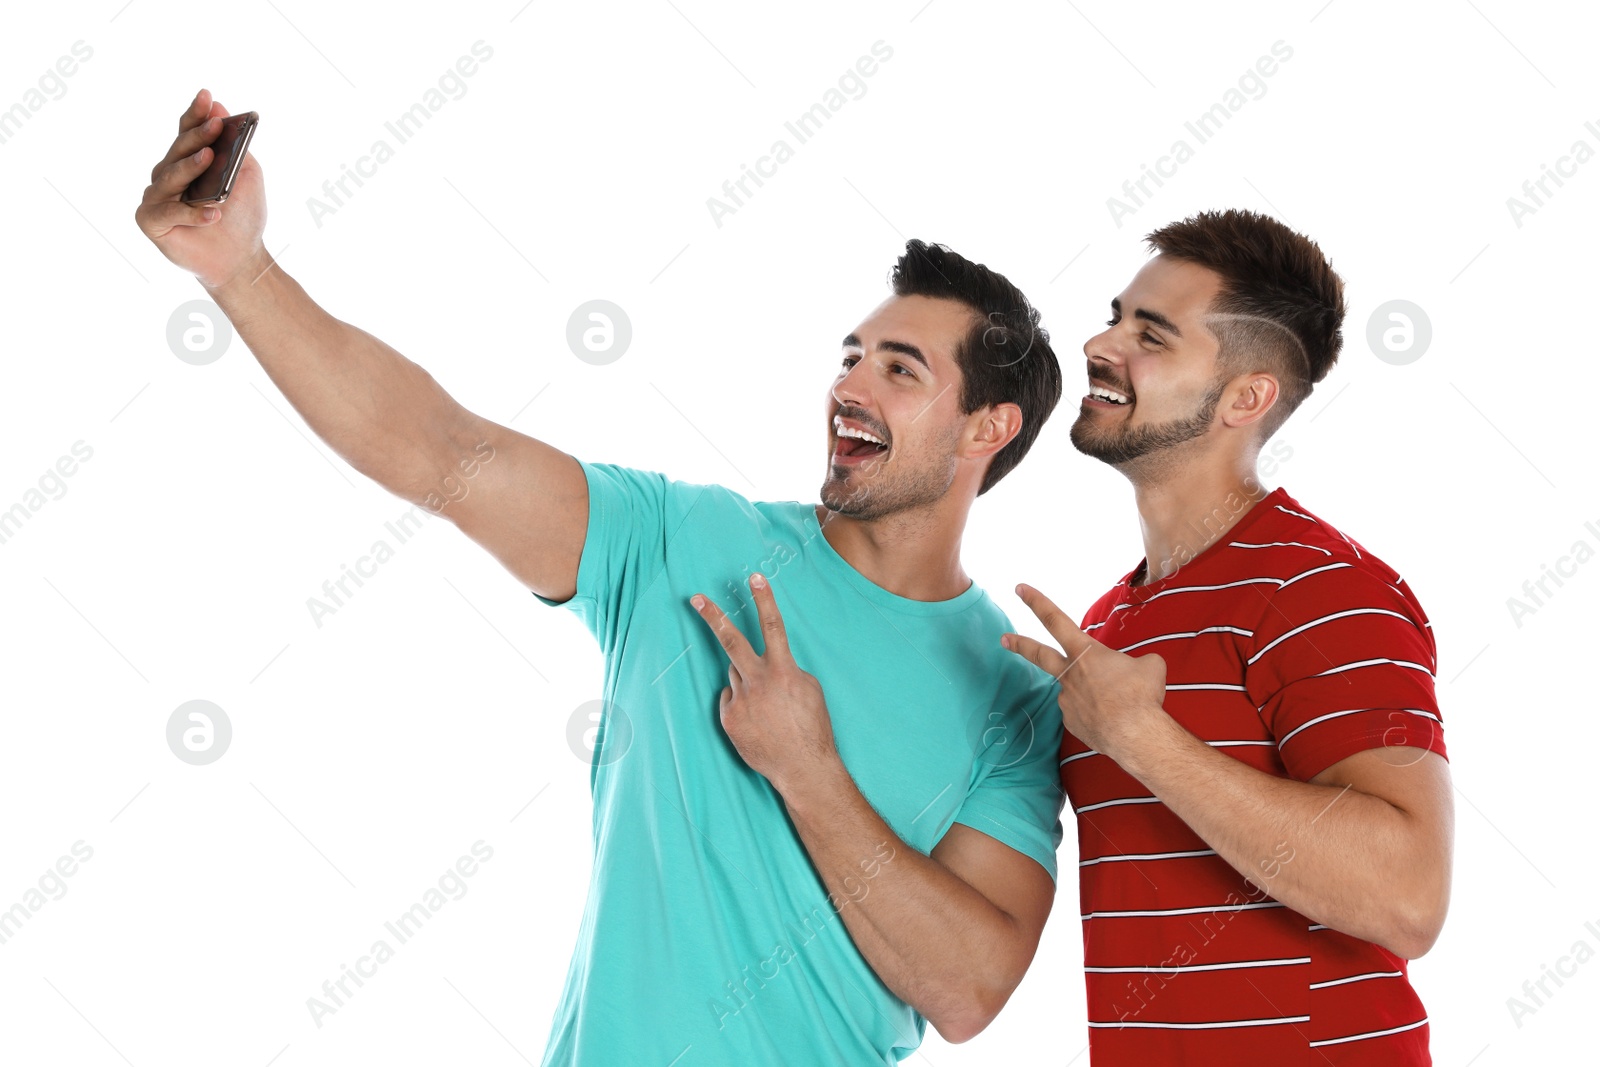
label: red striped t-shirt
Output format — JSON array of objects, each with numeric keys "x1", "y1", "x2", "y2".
[{"x1": 1063, "y1": 487, "x2": 1446, "y2": 1064}]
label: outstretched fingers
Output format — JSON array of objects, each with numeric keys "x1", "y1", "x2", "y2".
[{"x1": 690, "y1": 592, "x2": 757, "y2": 677}]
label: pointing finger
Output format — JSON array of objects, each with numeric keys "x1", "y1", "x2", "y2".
[
  {"x1": 691, "y1": 592, "x2": 758, "y2": 675},
  {"x1": 1015, "y1": 583, "x2": 1093, "y2": 661}
]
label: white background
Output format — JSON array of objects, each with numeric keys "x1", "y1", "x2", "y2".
[{"x1": 1, "y1": 1, "x2": 1595, "y2": 1064}]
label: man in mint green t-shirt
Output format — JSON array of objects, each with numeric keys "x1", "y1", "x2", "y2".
[
  {"x1": 474, "y1": 241, "x2": 1064, "y2": 1064},
  {"x1": 130, "y1": 97, "x2": 1064, "y2": 1064}
]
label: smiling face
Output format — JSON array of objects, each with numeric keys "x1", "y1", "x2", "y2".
[
  {"x1": 1070, "y1": 255, "x2": 1233, "y2": 472},
  {"x1": 821, "y1": 294, "x2": 981, "y2": 520}
]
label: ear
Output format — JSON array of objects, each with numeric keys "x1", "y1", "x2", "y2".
[
  {"x1": 964, "y1": 401, "x2": 1024, "y2": 461},
  {"x1": 1220, "y1": 372, "x2": 1279, "y2": 431}
]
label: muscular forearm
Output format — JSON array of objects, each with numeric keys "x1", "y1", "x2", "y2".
[
  {"x1": 780, "y1": 758, "x2": 1032, "y2": 1042},
  {"x1": 204, "y1": 249, "x2": 471, "y2": 501},
  {"x1": 1115, "y1": 709, "x2": 1447, "y2": 957}
]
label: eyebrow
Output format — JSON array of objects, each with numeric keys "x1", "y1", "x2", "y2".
[
  {"x1": 1110, "y1": 297, "x2": 1183, "y2": 338},
  {"x1": 841, "y1": 333, "x2": 930, "y2": 369}
]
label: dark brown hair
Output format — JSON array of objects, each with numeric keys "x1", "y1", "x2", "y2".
[
  {"x1": 1145, "y1": 209, "x2": 1346, "y2": 438},
  {"x1": 890, "y1": 239, "x2": 1063, "y2": 494}
]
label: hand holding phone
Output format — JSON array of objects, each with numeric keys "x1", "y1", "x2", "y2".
[
  {"x1": 135, "y1": 90, "x2": 270, "y2": 290},
  {"x1": 181, "y1": 110, "x2": 258, "y2": 205}
]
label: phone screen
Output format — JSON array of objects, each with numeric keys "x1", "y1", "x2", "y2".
[{"x1": 182, "y1": 111, "x2": 258, "y2": 205}]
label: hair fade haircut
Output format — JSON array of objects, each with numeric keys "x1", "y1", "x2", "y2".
[
  {"x1": 1144, "y1": 209, "x2": 1347, "y2": 440},
  {"x1": 889, "y1": 239, "x2": 1063, "y2": 494}
]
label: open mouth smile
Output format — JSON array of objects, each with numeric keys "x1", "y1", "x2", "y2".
[
  {"x1": 1084, "y1": 382, "x2": 1133, "y2": 408},
  {"x1": 832, "y1": 415, "x2": 890, "y2": 465}
]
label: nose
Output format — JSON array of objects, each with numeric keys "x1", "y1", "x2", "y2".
[
  {"x1": 831, "y1": 356, "x2": 870, "y2": 410},
  {"x1": 1083, "y1": 325, "x2": 1126, "y2": 374}
]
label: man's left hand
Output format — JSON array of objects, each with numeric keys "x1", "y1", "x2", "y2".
[
  {"x1": 1001, "y1": 582, "x2": 1169, "y2": 761},
  {"x1": 691, "y1": 573, "x2": 840, "y2": 793}
]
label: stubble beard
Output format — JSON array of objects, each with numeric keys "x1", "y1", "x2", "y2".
[
  {"x1": 820, "y1": 426, "x2": 962, "y2": 523},
  {"x1": 1069, "y1": 377, "x2": 1226, "y2": 473}
]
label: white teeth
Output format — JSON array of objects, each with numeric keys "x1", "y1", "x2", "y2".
[
  {"x1": 834, "y1": 420, "x2": 887, "y2": 446},
  {"x1": 1089, "y1": 385, "x2": 1131, "y2": 405}
]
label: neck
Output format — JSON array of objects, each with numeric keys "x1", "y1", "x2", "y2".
[
  {"x1": 1126, "y1": 449, "x2": 1273, "y2": 585},
  {"x1": 814, "y1": 498, "x2": 972, "y2": 601}
]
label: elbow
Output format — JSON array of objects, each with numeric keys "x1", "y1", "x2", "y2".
[
  {"x1": 1315, "y1": 903, "x2": 1446, "y2": 961},
  {"x1": 1378, "y1": 931, "x2": 1430, "y2": 961},
  {"x1": 1385, "y1": 905, "x2": 1447, "y2": 960},
  {"x1": 1383, "y1": 932, "x2": 1437, "y2": 962},
  {"x1": 1381, "y1": 880, "x2": 1451, "y2": 960},
  {"x1": 928, "y1": 971, "x2": 1020, "y2": 1044},
  {"x1": 931, "y1": 1017, "x2": 981, "y2": 1045},
  {"x1": 1403, "y1": 862, "x2": 1453, "y2": 959},
  {"x1": 1363, "y1": 844, "x2": 1452, "y2": 960},
  {"x1": 930, "y1": 1004, "x2": 997, "y2": 1046},
  {"x1": 1316, "y1": 882, "x2": 1449, "y2": 960}
]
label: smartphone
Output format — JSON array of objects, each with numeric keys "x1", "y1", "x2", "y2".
[{"x1": 182, "y1": 111, "x2": 259, "y2": 205}]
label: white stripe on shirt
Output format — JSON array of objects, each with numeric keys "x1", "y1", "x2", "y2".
[
  {"x1": 1276, "y1": 707, "x2": 1374, "y2": 746},
  {"x1": 1280, "y1": 710, "x2": 1446, "y2": 751},
  {"x1": 1278, "y1": 708, "x2": 1439, "y2": 748},
  {"x1": 1080, "y1": 848, "x2": 1218, "y2": 867},
  {"x1": 1081, "y1": 901, "x2": 1286, "y2": 920},
  {"x1": 1109, "y1": 577, "x2": 1284, "y2": 609},
  {"x1": 1087, "y1": 956, "x2": 1309, "y2": 974},
  {"x1": 1310, "y1": 970, "x2": 1403, "y2": 990},
  {"x1": 1089, "y1": 1014, "x2": 1310, "y2": 1030},
  {"x1": 1247, "y1": 607, "x2": 1414, "y2": 665},
  {"x1": 1075, "y1": 796, "x2": 1163, "y2": 814},
  {"x1": 1119, "y1": 626, "x2": 1254, "y2": 653},
  {"x1": 1278, "y1": 561, "x2": 1353, "y2": 589},
  {"x1": 1313, "y1": 657, "x2": 1434, "y2": 679},
  {"x1": 1308, "y1": 1018, "x2": 1428, "y2": 1047},
  {"x1": 1230, "y1": 539, "x2": 1332, "y2": 556}
]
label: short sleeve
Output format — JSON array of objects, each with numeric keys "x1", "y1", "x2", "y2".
[
  {"x1": 532, "y1": 460, "x2": 674, "y2": 655},
  {"x1": 1247, "y1": 565, "x2": 1446, "y2": 781},
  {"x1": 949, "y1": 677, "x2": 1067, "y2": 882}
]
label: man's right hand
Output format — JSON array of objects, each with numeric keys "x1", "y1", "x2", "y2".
[{"x1": 134, "y1": 88, "x2": 268, "y2": 290}]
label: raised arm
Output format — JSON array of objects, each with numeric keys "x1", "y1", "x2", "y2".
[{"x1": 135, "y1": 89, "x2": 587, "y2": 600}]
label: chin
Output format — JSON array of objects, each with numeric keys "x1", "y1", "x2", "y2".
[
  {"x1": 1068, "y1": 423, "x2": 1112, "y2": 459},
  {"x1": 820, "y1": 480, "x2": 863, "y2": 516},
  {"x1": 819, "y1": 472, "x2": 849, "y2": 507}
]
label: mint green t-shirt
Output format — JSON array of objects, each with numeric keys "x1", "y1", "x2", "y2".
[{"x1": 534, "y1": 461, "x2": 1064, "y2": 1065}]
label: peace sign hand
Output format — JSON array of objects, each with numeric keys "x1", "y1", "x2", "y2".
[
  {"x1": 691, "y1": 573, "x2": 839, "y2": 794},
  {"x1": 1001, "y1": 583, "x2": 1168, "y2": 762}
]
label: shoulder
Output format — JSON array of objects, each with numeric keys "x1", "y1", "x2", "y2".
[
  {"x1": 1245, "y1": 490, "x2": 1434, "y2": 651},
  {"x1": 583, "y1": 461, "x2": 812, "y2": 531},
  {"x1": 1236, "y1": 490, "x2": 1414, "y2": 594},
  {"x1": 969, "y1": 590, "x2": 1068, "y2": 716},
  {"x1": 1216, "y1": 489, "x2": 1408, "y2": 598}
]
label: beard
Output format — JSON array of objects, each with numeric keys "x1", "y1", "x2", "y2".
[
  {"x1": 1069, "y1": 376, "x2": 1227, "y2": 467},
  {"x1": 819, "y1": 424, "x2": 962, "y2": 522}
]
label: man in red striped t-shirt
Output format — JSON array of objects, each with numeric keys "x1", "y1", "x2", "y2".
[{"x1": 1004, "y1": 209, "x2": 1452, "y2": 1064}]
